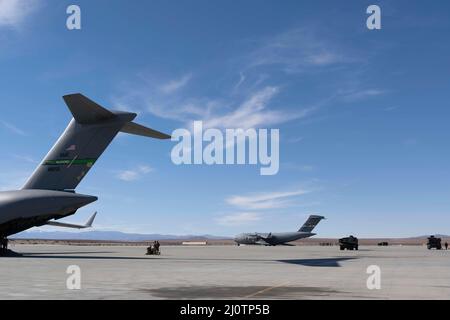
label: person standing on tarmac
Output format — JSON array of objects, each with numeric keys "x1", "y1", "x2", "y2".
[
  {"x1": 445, "y1": 242, "x2": 448, "y2": 250},
  {"x1": 0, "y1": 238, "x2": 8, "y2": 254}
]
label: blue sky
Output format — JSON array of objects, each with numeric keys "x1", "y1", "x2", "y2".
[{"x1": 1, "y1": 0, "x2": 450, "y2": 237}]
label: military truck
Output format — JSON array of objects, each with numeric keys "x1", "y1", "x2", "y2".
[
  {"x1": 427, "y1": 236, "x2": 442, "y2": 250},
  {"x1": 339, "y1": 235, "x2": 358, "y2": 250}
]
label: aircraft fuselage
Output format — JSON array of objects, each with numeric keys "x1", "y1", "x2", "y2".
[{"x1": 234, "y1": 231, "x2": 315, "y2": 246}]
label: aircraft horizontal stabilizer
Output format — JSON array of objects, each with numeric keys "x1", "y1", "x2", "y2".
[
  {"x1": 63, "y1": 93, "x2": 171, "y2": 139},
  {"x1": 121, "y1": 122, "x2": 171, "y2": 139},
  {"x1": 46, "y1": 212, "x2": 97, "y2": 229}
]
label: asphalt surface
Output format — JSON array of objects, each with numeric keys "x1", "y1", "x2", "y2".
[{"x1": 1, "y1": 244, "x2": 449, "y2": 299}]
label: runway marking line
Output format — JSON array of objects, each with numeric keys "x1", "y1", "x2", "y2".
[{"x1": 243, "y1": 281, "x2": 291, "y2": 299}]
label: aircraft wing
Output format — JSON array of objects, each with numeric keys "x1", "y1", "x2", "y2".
[
  {"x1": 255, "y1": 233, "x2": 272, "y2": 245},
  {"x1": 46, "y1": 212, "x2": 97, "y2": 229},
  {"x1": 257, "y1": 233, "x2": 271, "y2": 240}
]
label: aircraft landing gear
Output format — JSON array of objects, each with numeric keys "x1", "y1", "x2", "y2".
[{"x1": 0, "y1": 237, "x2": 8, "y2": 256}]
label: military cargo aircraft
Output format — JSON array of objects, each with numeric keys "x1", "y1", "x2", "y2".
[
  {"x1": 234, "y1": 215, "x2": 325, "y2": 246},
  {"x1": 0, "y1": 94, "x2": 170, "y2": 253}
]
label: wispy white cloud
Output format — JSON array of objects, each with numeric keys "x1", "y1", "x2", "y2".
[
  {"x1": 216, "y1": 187, "x2": 317, "y2": 227},
  {"x1": 0, "y1": 0, "x2": 40, "y2": 29},
  {"x1": 203, "y1": 86, "x2": 311, "y2": 129},
  {"x1": 112, "y1": 74, "x2": 219, "y2": 123},
  {"x1": 384, "y1": 106, "x2": 398, "y2": 112},
  {"x1": 138, "y1": 165, "x2": 153, "y2": 174},
  {"x1": 226, "y1": 189, "x2": 309, "y2": 210},
  {"x1": 11, "y1": 154, "x2": 36, "y2": 163},
  {"x1": 1, "y1": 120, "x2": 27, "y2": 136},
  {"x1": 298, "y1": 165, "x2": 315, "y2": 172},
  {"x1": 159, "y1": 74, "x2": 192, "y2": 94},
  {"x1": 116, "y1": 165, "x2": 153, "y2": 182},
  {"x1": 232, "y1": 72, "x2": 246, "y2": 92},
  {"x1": 117, "y1": 170, "x2": 138, "y2": 182},
  {"x1": 248, "y1": 28, "x2": 351, "y2": 73},
  {"x1": 114, "y1": 77, "x2": 310, "y2": 130},
  {"x1": 112, "y1": 27, "x2": 371, "y2": 133},
  {"x1": 288, "y1": 136, "x2": 304, "y2": 143},
  {"x1": 306, "y1": 52, "x2": 342, "y2": 66},
  {"x1": 110, "y1": 26, "x2": 362, "y2": 131},
  {"x1": 340, "y1": 89, "x2": 385, "y2": 102},
  {"x1": 216, "y1": 212, "x2": 262, "y2": 226}
]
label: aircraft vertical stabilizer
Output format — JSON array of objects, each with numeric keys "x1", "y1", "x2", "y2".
[
  {"x1": 22, "y1": 94, "x2": 170, "y2": 191},
  {"x1": 298, "y1": 215, "x2": 325, "y2": 233}
]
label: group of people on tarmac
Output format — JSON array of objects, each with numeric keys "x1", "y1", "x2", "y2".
[{"x1": 146, "y1": 240, "x2": 161, "y2": 255}]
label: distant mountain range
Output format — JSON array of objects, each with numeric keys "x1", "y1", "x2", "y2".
[
  {"x1": 410, "y1": 234, "x2": 450, "y2": 239},
  {"x1": 11, "y1": 230, "x2": 450, "y2": 242},
  {"x1": 12, "y1": 230, "x2": 231, "y2": 241}
]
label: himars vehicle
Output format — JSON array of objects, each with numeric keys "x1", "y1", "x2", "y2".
[
  {"x1": 0, "y1": 94, "x2": 170, "y2": 253},
  {"x1": 234, "y1": 215, "x2": 325, "y2": 246},
  {"x1": 339, "y1": 235, "x2": 359, "y2": 250},
  {"x1": 427, "y1": 236, "x2": 442, "y2": 250}
]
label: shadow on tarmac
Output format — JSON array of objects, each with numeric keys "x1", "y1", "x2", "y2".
[
  {"x1": 2, "y1": 251, "x2": 358, "y2": 266},
  {"x1": 143, "y1": 285, "x2": 341, "y2": 299},
  {"x1": 277, "y1": 257, "x2": 356, "y2": 267}
]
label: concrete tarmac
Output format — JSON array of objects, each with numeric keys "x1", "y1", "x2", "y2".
[{"x1": 1, "y1": 244, "x2": 449, "y2": 299}]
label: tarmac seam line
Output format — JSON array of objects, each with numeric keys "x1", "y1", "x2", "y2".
[{"x1": 243, "y1": 281, "x2": 291, "y2": 299}]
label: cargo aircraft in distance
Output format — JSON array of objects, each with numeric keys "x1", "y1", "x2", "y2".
[
  {"x1": 234, "y1": 215, "x2": 325, "y2": 246},
  {"x1": 0, "y1": 94, "x2": 170, "y2": 254}
]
